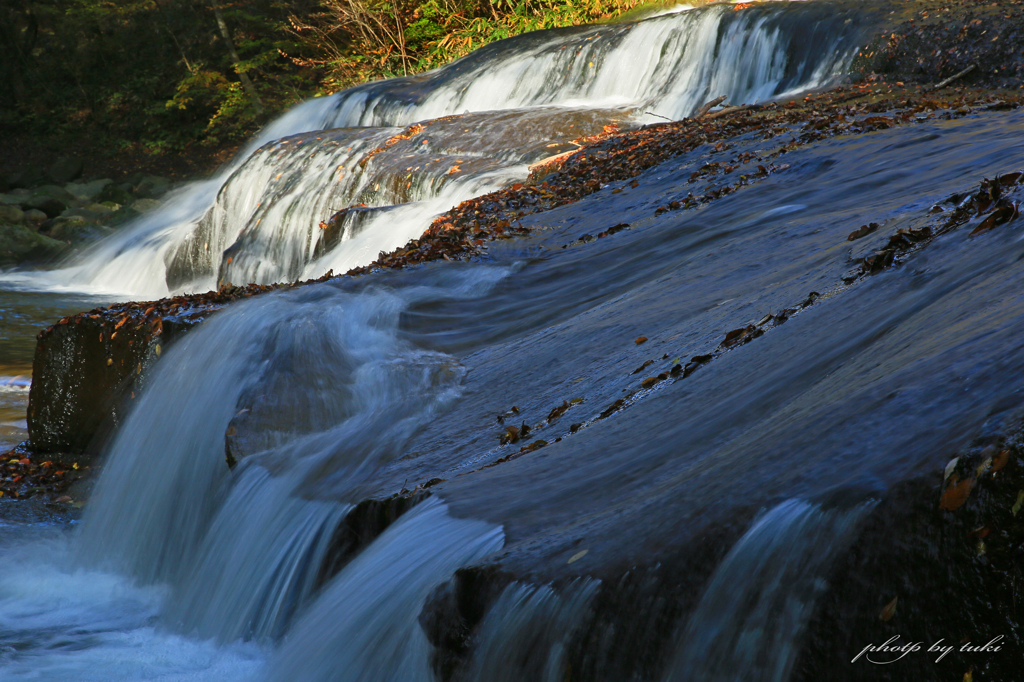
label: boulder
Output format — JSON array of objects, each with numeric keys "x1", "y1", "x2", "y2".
[
  {"x1": 27, "y1": 284, "x2": 278, "y2": 454},
  {"x1": 134, "y1": 175, "x2": 171, "y2": 199},
  {"x1": 0, "y1": 223, "x2": 69, "y2": 266},
  {"x1": 106, "y1": 206, "x2": 141, "y2": 226},
  {"x1": 95, "y1": 183, "x2": 134, "y2": 206},
  {"x1": 60, "y1": 207, "x2": 104, "y2": 223},
  {"x1": 48, "y1": 219, "x2": 111, "y2": 243},
  {"x1": 125, "y1": 172, "x2": 147, "y2": 188},
  {"x1": 47, "y1": 157, "x2": 84, "y2": 184},
  {"x1": 23, "y1": 195, "x2": 66, "y2": 219},
  {"x1": 31, "y1": 184, "x2": 79, "y2": 205},
  {"x1": 0, "y1": 205, "x2": 24, "y2": 224},
  {"x1": 65, "y1": 179, "x2": 113, "y2": 201},
  {"x1": 0, "y1": 193, "x2": 24, "y2": 205},
  {"x1": 9, "y1": 168, "x2": 48, "y2": 189},
  {"x1": 22, "y1": 209, "x2": 47, "y2": 226},
  {"x1": 130, "y1": 198, "x2": 162, "y2": 213},
  {"x1": 84, "y1": 202, "x2": 114, "y2": 215}
]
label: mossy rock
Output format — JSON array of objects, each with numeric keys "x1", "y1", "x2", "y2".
[
  {"x1": 48, "y1": 220, "x2": 112, "y2": 244},
  {"x1": 0, "y1": 223, "x2": 69, "y2": 266},
  {"x1": 106, "y1": 206, "x2": 142, "y2": 227},
  {"x1": 95, "y1": 183, "x2": 134, "y2": 206}
]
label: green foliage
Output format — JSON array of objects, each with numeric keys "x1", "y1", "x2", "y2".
[
  {"x1": 0, "y1": 0, "x2": 651, "y2": 158},
  {"x1": 290, "y1": 0, "x2": 644, "y2": 91}
]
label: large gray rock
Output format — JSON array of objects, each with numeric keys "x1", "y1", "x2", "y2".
[
  {"x1": 106, "y1": 206, "x2": 141, "y2": 226},
  {"x1": 60, "y1": 207, "x2": 104, "y2": 223},
  {"x1": 0, "y1": 205, "x2": 24, "y2": 224},
  {"x1": 47, "y1": 157, "x2": 84, "y2": 184},
  {"x1": 22, "y1": 209, "x2": 47, "y2": 226},
  {"x1": 0, "y1": 223, "x2": 69, "y2": 265},
  {"x1": 0, "y1": 193, "x2": 23, "y2": 205},
  {"x1": 31, "y1": 184, "x2": 78, "y2": 204},
  {"x1": 65, "y1": 179, "x2": 113, "y2": 201}
]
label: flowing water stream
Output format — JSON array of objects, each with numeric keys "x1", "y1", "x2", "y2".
[{"x1": 6, "y1": 1, "x2": 1022, "y2": 680}]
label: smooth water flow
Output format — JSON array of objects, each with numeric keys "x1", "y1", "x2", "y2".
[
  {"x1": 0, "y1": 3, "x2": 864, "y2": 298},
  {"x1": 665, "y1": 500, "x2": 875, "y2": 682},
  {"x1": 465, "y1": 580, "x2": 601, "y2": 682},
  {"x1": 267, "y1": 497, "x2": 504, "y2": 682}
]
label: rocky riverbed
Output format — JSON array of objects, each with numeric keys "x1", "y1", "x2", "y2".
[{"x1": 0, "y1": 160, "x2": 179, "y2": 267}]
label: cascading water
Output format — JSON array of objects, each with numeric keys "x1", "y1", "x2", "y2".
[
  {"x1": 0, "y1": 266, "x2": 513, "y2": 679},
  {"x1": 664, "y1": 499, "x2": 876, "y2": 682},
  {"x1": 266, "y1": 497, "x2": 504, "y2": 682},
  {"x1": 0, "y1": 2, "x2": 867, "y2": 299},
  {"x1": 463, "y1": 580, "x2": 600, "y2": 682}
]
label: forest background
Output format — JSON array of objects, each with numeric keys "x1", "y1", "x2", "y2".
[{"x1": 0, "y1": 0, "x2": 670, "y2": 177}]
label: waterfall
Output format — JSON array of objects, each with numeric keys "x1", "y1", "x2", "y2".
[
  {"x1": 265, "y1": 497, "x2": 504, "y2": 682},
  {"x1": 0, "y1": 2, "x2": 866, "y2": 299},
  {"x1": 464, "y1": 580, "x2": 600, "y2": 682},
  {"x1": 71, "y1": 265, "x2": 506, "y2": 650},
  {"x1": 663, "y1": 499, "x2": 875, "y2": 682}
]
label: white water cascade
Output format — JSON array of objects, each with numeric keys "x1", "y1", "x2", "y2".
[
  {"x1": 664, "y1": 499, "x2": 876, "y2": 682},
  {"x1": 0, "y1": 2, "x2": 865, "y2": 299},
  {"x1": 0, "y1": 265, "x2": 515, "y2": 680}
]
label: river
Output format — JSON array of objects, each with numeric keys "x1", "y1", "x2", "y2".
[{"x1": 0, "y1": 2, "x2": 1021, "y2": 681}]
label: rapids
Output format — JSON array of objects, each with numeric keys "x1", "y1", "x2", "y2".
[{"x1": 4, "y1": 1, "x2": 1024, "y2": 681}]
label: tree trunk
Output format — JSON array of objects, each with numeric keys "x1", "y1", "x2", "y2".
[{"x1": 210, "y1": 0, "x2": 264, "y2": 115}]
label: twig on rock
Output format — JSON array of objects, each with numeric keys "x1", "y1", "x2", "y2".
[
  {"x1": 695, "y1": 95, "x2": 728, "y2": 118},
  {"x1": 923, "y1": 64, "x2": 976, "y2": 92}
]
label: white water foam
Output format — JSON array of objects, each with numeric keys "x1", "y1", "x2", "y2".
[{"x1": 0, "y1": 266, "x2": 512, "y2": 680}]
